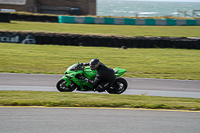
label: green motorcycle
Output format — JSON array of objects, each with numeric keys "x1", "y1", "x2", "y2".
[{"x1": 56, "y1": 63, "x2": 128, "y2": 94}]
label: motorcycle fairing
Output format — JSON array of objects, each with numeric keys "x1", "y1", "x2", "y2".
[
  {"x1": 62, "y1": 63, "x2": 127, "y2": 91},
  {"x1": 113, "y1": 68, "x2": 127, "y2": 78}
]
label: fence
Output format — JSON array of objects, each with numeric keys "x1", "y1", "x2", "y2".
[
  {"x1": 59, "y1": 16, "x2": 200, "y2": 26},
  {"x1": 1, "y1": 12, "x2": 200, "y2": 25}
]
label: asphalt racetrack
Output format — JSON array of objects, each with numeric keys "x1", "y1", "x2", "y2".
[
  {"x1": 1, "y1": 73, "x2": 200, "y2": 133},
  {"x1": 0, "y1": 73, "x2": 200, "y2": 98},
  {"x1": 1, "y1": 107, "x2": 200, "y2": 133}
]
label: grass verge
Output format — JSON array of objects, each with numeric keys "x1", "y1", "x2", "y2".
[
  {"x1": 0, "y1": 91, "x2": 199, "y2": 111},
  {"x1": 1, "y1": 21, "x2": 200, "y2": 37},
  {"x1": 1, "y1": 43, "x2": 200, "y2": 80}
]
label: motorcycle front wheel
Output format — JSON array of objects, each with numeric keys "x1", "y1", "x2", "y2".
[
  {"x1": 56, "y1": 79, "x2": 76, "y2": 92},
  {"x1": 107, "y1": 77, "x2": 128, "y2": 94}
]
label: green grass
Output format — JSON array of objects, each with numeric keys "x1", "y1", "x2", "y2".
[
  {"x1": 1, "y1": 21, "x2": 199, "y2": 109},
  {"x1": 1, "y1": 21, "x2": 200, "y2": 37},
  {"x1": 0, "y1": 91, "x2": 199, "y2": 110},
  {"x1": 1, "y1": 43, "x2": 200, "y2": 80}
]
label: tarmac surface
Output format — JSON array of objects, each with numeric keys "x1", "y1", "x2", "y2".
[
  {"x1": 0, "y1": 73, "x2": 200, "y2": 98},
  {"x1": 0, "y1": 107, "x2": 200, "y2": 133},
  {"x1": 1, "y1": 73, "x2": 200, "y2": 133}
]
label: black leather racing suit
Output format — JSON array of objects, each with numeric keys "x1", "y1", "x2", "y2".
[{"x1": 85, "y1": 63, "x2": 115, "y2": 92}]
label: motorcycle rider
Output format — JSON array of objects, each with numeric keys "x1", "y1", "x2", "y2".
[{"x1": 82, "y1": 58, "x2": 115, "y2": 92}]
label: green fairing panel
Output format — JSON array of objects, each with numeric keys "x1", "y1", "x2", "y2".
[
  {"x1": 113, "y1": 68, "x2": 127, "y2": 77},
  {"x1": 84, "y1": 66, "x2": 97, "y2": 80}
]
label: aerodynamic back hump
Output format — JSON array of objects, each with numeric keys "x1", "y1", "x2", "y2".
[{"x1": 113, "y1": 68, "x2": 127, "y2": 77}]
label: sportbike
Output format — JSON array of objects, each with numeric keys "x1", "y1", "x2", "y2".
[{"x1": 56, "y1": 63, "x2": 128, "y2": 94}]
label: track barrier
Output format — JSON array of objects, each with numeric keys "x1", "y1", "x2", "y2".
[
  {"x1": 1, "y1": 12, "x2": 199, "y2": 26},
  {"x1": 0, "y1": 31, "x2": 199, "y2": 49},
  {"x1": 0, "y1": 13, "x2": 10, "y2": 23},
  {"x1": 59, "y1": 16, "x2": 200, "y2": 26}
]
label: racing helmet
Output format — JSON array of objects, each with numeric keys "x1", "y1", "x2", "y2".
[{"x1": 89, "y1": 58, "x2": 100, "y2": 70}]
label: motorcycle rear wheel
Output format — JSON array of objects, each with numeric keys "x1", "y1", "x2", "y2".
[
  {"x1": 56, "y1": 79, "x2": 76, "y2": 92},
  {"x1": 107, "y1": 77, "x2": 128, "y2": 94}
]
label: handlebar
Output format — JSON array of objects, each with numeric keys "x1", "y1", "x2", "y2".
[{"x1": 69, "y1": 63, "x2": 89, "y2": 71}]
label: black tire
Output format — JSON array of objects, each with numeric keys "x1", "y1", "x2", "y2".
[
  {"x1": 56, "y1": 79, "x2": 76, "y2": 92},
  {"x1": 107, "y1": 77, "x2": 128, "y2": 94}
]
